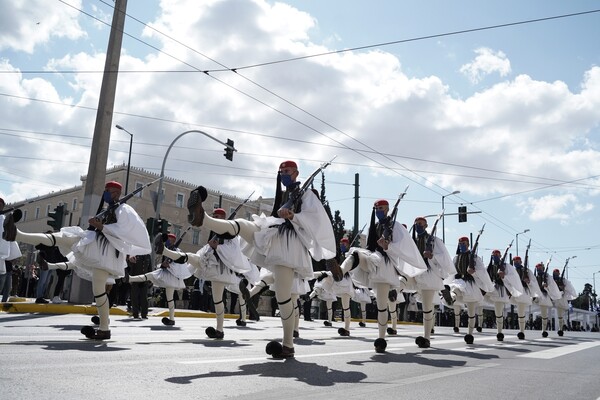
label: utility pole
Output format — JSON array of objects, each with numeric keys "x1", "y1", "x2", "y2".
[
  {"x1": 72, "y1": 0, "x2": 127, "y2": 304},
  {"x1": 80, "y1": 0, "x2": 128, "y2": 225}
]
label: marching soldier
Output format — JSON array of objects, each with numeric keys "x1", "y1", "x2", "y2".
[
  {"x1": 552, "y1": 268, "x2": 577, "y2": 336},
  {"x1": 510, "y1": 255, "x2": 541, "y2": 339},
  {"x1": 411, "y1": 216, "x2": 454, "y2": 348},
  {"x1": 334, "y1": 199, "x2": 426, "y2": 352},
  {"x1": 533, "y1": 262, "x2": 561, "y2": 337},
  {"x1": 441, "y1": 236, "x2": 494, "y2": 344},
  {"x1": 5, "y1": 181, "x2": 151, "y2": 340},
  {"x1": 184, "y1": 160, "x2": 336, "y2": 358},
  {"x1": 158, "y1": 208, "x2": 256, "y2": 339},
  {"x1": 484, "y1": 249, "x2": 523, "y2": 341},
  {"x1": 128, "y1": 233, "x2": 192, "y2": 326}
]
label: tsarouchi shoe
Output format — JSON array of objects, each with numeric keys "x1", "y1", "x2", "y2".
[
  {"x1": 81, "y1": 326, "x2": 111, "y2": 340},
  {"x1": 187, "y1": 186, "x2": 208, "y2": 226}
]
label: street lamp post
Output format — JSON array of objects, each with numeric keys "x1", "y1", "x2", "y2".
[
  {"x1": 154, "y1": 130, "x2": 236, "y2": 220},
  {"x1": 441, "y1": 190, "x2": 460, "y2": 243},
  {"x1": 115, "y1": 125, "x2": 133, "y2": 195},
  {"x1": 515, "y1": 228, "x2": 530, "y2": 257}
]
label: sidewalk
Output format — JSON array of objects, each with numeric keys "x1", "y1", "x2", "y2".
[
  {"x1": 0, "y1": 297, "x2": 389, "y2": 325},
  {"x1": 0, "y1": 296, "x2": 227, "y2": 319}
]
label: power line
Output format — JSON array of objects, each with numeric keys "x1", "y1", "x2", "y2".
[
  {"x1": 7, "y1": 9, "x2": 600, "y2": 75},
  {"x1": 5, "y1": 1, "x2": 597, "y2": 256},
  {"x1": 3, "y1": 124, "x2": 598, "y2": 191}
]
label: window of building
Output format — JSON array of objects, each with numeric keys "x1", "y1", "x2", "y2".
[
  {"x1": 46, "y1": 204, "x2": 51, "y2": 216},
  {"x1": 176, "y1": 192, "x2": 185, "y2": 208},
  {"x1": 192, "y1": 229, "x2": 200, "y2": 245},
  {"x1": 35, "y1": 207, "x2": 40, "y2": 219},
  {"x1": 22, "y1": 210, "x2": 27, "y2": 222},
  {"x1": 134, "y1": 182, "x2": 144, "y2": 198},
  {"x1": 173, "y1": 225, "x2": 181, "y2": 238},
  {"x1": 72, "y1": 198, "x2": 78, "y2": 211}
]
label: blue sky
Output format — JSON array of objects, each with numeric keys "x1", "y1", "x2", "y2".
[{"x1": 1, "y1": 0, "x2": 600, "y2": 295}]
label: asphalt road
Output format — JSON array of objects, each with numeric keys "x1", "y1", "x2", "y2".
[{"x1": 1, "y1": 308, "x2": 599, "y2": 400}]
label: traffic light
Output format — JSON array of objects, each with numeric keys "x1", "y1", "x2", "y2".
[
  {"x1": 224, "y1": 138, "x2": 234, "y2": 161},
  {"x1": 458, "y1": 206, "x2": 467, "y2": 223},
  {"x1": 146, "y1": 217, "x2": 161, "y2": 237},
  {"x1": 146, "y1": 217, "x2": 170, "y2": 237},
  {"x1": 158, "y1": 219, "x2": 170, "y2": 234},
  {"x1": 47, "y1": 205, "x2": 65, "y2": 231}
]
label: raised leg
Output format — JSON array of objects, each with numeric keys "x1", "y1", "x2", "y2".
[{"x1": 16, "y1": 230, "x2": 78, "y2": 249}]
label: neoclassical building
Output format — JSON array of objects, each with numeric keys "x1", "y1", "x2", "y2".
[{"x1": 8, "y1": 164, "x2": 274, "y2": 263}]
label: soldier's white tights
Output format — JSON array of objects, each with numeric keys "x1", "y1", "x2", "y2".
[
  {"x1": 466, "y1": 302, "x2": 477, "y2": 335},
  {"x1": 375, "y1": 282, "x2": 391, "y2": 339},
  {"x1": 212, "y1": 281, "x2": 226, "y2": 332},
  {"x1": 494, "y1": 302, "x2": 504, "y2": 334},
  {"x1": 92, "y1": 269, "x2": 110, "y2": 331},
  {"x1": 517, "y1": 303, "x2": 527, "y2": 332},
  {"x1": 421, "y1": 290, "x2": 435, "y2": 340},
  {"x1": 341, "y1": 295, "x2": 351, "y2": 331}
]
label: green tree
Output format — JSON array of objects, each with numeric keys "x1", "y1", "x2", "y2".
[
  {"x1": 310, "y1": 171, "x2": 346, "y2": 272},
  {"x1": 572, "y1": 283, "x2": 593, "y2": 310}
]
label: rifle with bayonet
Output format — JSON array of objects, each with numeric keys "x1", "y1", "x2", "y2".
[
  {"x1": 469, "y1": 223, "x2": 486, "y2": 269},
  {"x1": 522, "y1": 238, "x2": 532, "y2": 283},
  {"x1": 90, "y1": 177, "x2": 163, "y2": 230},
  {"x1": 542, "y1": 255, "x2": 553, "y2": 286},
  {"x1": 160, "y1": 226, "x2": 193, "y2": 265},
  {"x1": 424, "y1": 209, "x2": 444, "y2": 253},
  {"x1": 280, "y1": 156, "x2": 336, "y2": 211},
  {"x1": 173, "y1": 226, "x2": 191, "y2": 248},
  {"x1": 557, "y1": 258, "x2": 571, "y2": 291},
  {"x1": 382, "y1": 185, "x2": 409, "y2": 243},
  {"x1": 0, "y1": 200, "x2": 34, "y2": 216},
  {"x1": 499, "y1": 239, "x2": 514, "y2": 273},
  {"x1": 348, "y1": 223, "x2": 367, "y2": 248}
]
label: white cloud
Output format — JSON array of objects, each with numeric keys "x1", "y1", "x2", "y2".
[
  {"x1": 519, "y1": 194, "x2": 594, "y2": 223},
  {"x1": 0, "y1": 0, "x2": 86, "y2": 53},
  {"x1": 0, "y1": 0, "x2": 599, "y2": 229},
  {"x1": 460, "y1": 47, "x2": 511, "y2": 84}
]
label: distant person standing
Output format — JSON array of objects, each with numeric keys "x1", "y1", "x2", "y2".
[
  {"x1": 127, "y1": 254, "x2": 152, "y2": 319},
  {"x1": 1, "y1": 260, "x2": 14, "y2": 302},
  {"x1": 35, "y1": 234, "x2": 69, "y2": 304}
]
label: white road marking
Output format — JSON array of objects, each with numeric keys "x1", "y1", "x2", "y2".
[
  {"x1": 389, "y1": 362, "x2": 500, "y2": 385},
  {"x1": 518, "y1": 340, "x2": 600, "y2": 359}
]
